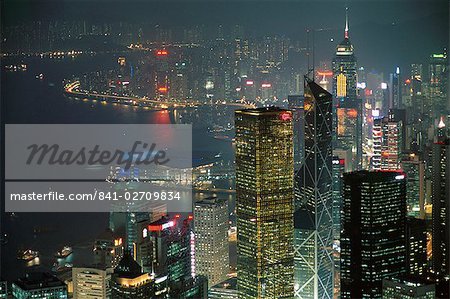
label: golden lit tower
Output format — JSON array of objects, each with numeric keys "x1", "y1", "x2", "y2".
[{"x1": 235, "y1": 107, "x2": 294, "y2": 298}]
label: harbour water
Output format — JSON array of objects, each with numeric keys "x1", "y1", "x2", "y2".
[{"x1": 1, "y1": 53, "x2": 236, "y2": 280}]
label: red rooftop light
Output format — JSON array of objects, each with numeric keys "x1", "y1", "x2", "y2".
[{"x1": 280, "y1": 112, "x2": 292, "y2": 121}]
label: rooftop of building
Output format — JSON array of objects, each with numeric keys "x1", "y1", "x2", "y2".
[
  {"x1": 13, "y1": 272, "x2": 66, "y2": 291},
  {"x1": 235, "y1": 106, "x2": 291, "y2": 116},
  {"x1": 210, "y1": 277, "x2": 237, "y2": 290},
  {"x1": 343, "y1": 170, "x2": 406, "y2": 182},
  {"x1": 383, "y1": 275, "x2": 436, "y2": 287},
  {"x1": 195, "y1": 196, "x2": 227, "y2": 207},
  {"x1": 114, "y1": 251, "x2": 142, "y2": 278}
]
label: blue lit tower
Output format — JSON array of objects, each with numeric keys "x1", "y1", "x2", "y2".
[{"x1": 295, "y1": 77, "x2": 333, "y2": 298}]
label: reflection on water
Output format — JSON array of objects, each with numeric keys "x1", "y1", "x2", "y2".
[{"x1": 1, "y1": 54, "x2": 236, "y2": 280}]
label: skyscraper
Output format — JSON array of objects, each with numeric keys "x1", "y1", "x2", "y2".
[
  {"x1": 401, "y1": 153, "x2": 426, "y2": 218},
  {"x1": 295, "y1": 78, "x2": 334, "y2": 299},
  {"x1": 332, "y1": 156, "x2": 345, "y2": 241},
  {"x1": 341, "y1": 171, "x2": 407, "y2": 298},
  {"x1": 194, "y1": 197, "x2": 229, "y2": 287},
  {"x1": 389, "y1": 67, "x2": 402, "y2": 109},
  {"x1": 235, "y1": 107, "x2": 294, "y2": 298},
  {"x1": 431, "y1": 131, "x2": 450, "y2": 277},
  {"x1": 429, "y1": 50, "x2": 448, "y2": 112},
  {"x1": 93, "y1": 228, "x2": 124, "y2": 268},
  {"x1": 332, "y1": 8, "x2": 357, "y2": 103},
  {"x1": 110, "y1": 252, "x2": 154, "y2": 299},
  {"x1": 332, "y1": 8, "x2": 362, "y2": 170},
  {"x1": 372, "y1": 111, "x2": 403, "y2": 171},
  {"x1": 405, "y1": 217, "x2": 427, "y2": 277},
  {"x1": 136, "y1": 215, "x2": 206, "y2": 298}
]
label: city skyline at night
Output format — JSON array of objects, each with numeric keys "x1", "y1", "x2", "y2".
[{"x1": 1, "y1": 0, "x2": 449, "y2": 298}]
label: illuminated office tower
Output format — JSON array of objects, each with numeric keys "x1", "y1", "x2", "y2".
[
  {"x1": 406, "y1": 217, "x2": 427, "y2": 277},
  {"x1": 332, "y1": 8, "x2": 357, "y2": 103},
  {"x1": 332, "y1": 8, "x2": 362, "y2": 169},
  {"x1": 429, "y1": 50, "x2": 448, "y2": 111},
  {"x1": 381, "y1": 114, "x2": 403, "y2": 170},
  {"x1": 194, "y1": 197, "x2": 229, "y2": 287},
  {"x1": 72, "y1": 266, "x2": 112, "y2": 298},
  {"x1": 372, "y1": 116, "x2": 383, "y2": 169},
  {"x1": 389, "y1": 67, "x2": 402, "y2": 108},
  {"x1": 372, "y1": 112, "x2": 403, "y2": 171},
  {"x1": 295, "y1": 78, "x2": 333, "y2": 299},
  {"x1": 136, "y1": 215, "x2": 207, "y2": 298},
  {"x1": 332, "y1": 156, "x2": 345, "y2": 241},
  {"x1": 431, "y1": 129, "x2": 450, "y2": 278},
  {"x1": 341, "y1": 171, "x2": 407, "y2": 298},
  {"x1": 401, "y1": 153, "x2": 426, "y2": 218},
  {"x1": 235, "y1": 107, "x2": 294, "y2": 298},
  {"x1": 93, "y1": 228, "x2": 124, "y2": 268}
]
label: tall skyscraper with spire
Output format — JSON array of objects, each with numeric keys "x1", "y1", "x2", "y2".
[{"x1": 332, "y1": 8, "x2": 362, "y2": 170}]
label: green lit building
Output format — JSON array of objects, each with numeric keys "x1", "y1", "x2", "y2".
[
  {"x1": 12, "y1": 273, "x2": 68, "y2": 299},
  {"x1": 235, "y1": 107, "x2": 294, "y2": 298}
]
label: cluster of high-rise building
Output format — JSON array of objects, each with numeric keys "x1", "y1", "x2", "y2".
[{"x1": 232, "y1": 8, "x2": 449, "y2": 299}]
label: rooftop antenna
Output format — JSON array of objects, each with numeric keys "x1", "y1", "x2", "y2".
[{"x1": 345, "y1": 7, "x2": 349, "y2": 39}]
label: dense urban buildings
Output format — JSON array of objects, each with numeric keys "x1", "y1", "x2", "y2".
[
  {"x1": 341, "y1": 171, "x2": 407, "y2": 298},
  {"x1": 1, "y1": 1, "x2": 449, "y2": 299},
  {"x1": 235, "y1": 107, "x2": 294, "y2": 298}
]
